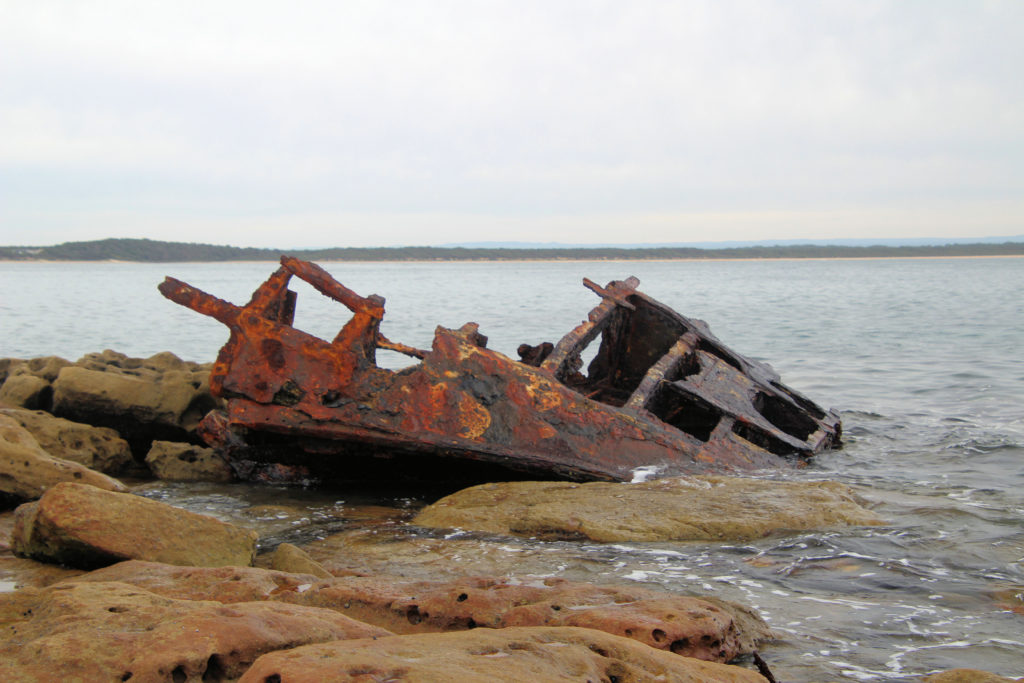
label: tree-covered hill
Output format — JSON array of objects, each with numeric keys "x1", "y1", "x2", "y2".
[{"x1": 1, "y1": 237, "x2": 1023, "y2": 262}]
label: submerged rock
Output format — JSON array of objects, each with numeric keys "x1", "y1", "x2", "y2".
[
  {"x1": 239, "y1": 626, "x2": 768, "y2": 683},
  {"x1": 1, "y1": 407, "x2": 132, "y2": 473},
  {"x1": 0, "y1": 580, "x2": 392, "y2": 682},
  {"x1": 145, "y1": 440, "x2": 233, "y2": 482},
  {"x1": 11, "y1": 482, "x2": 257, "y2": 568},
  {"x1": 70, "y1": 560, "x2": 771, "y2": 662},
  {"x1": 270, "y1": 542, "x2": 333, "y2": 578},
  {"x1": 0, "y1": 416, "x2": 127, "y2": 504},
  {"x1": 413, "y1": 475, "x2": 884, "y2": 542}
]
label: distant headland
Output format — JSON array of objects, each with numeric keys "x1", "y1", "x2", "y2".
[{"x1": 1, "y1": 237, "x2": 1023, "y2": 262}]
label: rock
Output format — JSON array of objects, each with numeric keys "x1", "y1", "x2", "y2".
[
  {"x1": 0, "y1": 580, "x2": 393, "y2": 682},
  {"x1": 1, "y1": 408, "x2": 132, "y2": 473},
  {"x1": 0, "y1": 416, "x2": 127, "y2": 504},
  {"x1": 0, "y1": 356, "x2": 71, "y2": 410},
  {"x1": 51, "y1": 350, "x2": 220, "y2": 455},
  {"x1": 11, "y1": 482, "x2": 258, "y2": 568},
  {"x1": 0, "y1": 374, "x2": 51, "y2": 410},
  {"x1": 922, "y1": 670, "x2": 1023, "y2": 682},
  {"x1": 72, "y1": 561, "x2": 328, "y2": 603},
  {"x1": 0, "y1": 510, "x2": 86, "y2": 590},
  {"x1": 69, "y1": 560, "x2": 771, "y2": 662},
  {"x1": 413, "y1": 475, "x2": 884, "y2": 543},
  {"x1": 239, "y1": 626, "x2": 768, "y2": 683},
  {"x1": 270, "y1": 542, "x2": 333, "y2": 578},
  {"x1": 284, "y1": 575, "x2": 769, "y2": 662},
  {"x1": 145, "y1": 440, "x2": 233, "y2": 482}
]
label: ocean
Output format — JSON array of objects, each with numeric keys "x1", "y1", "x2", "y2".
[{"x1": 2, "y1": 257, "x2": 1022, "y2": 680}]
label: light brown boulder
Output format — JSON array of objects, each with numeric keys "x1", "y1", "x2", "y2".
[
  {"x1": 270, "y1": 542, "x2": 333, "y2": 578},
  {"x1": 0, "y1": 416, "x2": 127, "y2": 503},
  {"x1": 51, "y1": 350, "x2": 220, "y2": 453},
  {"x1": 11, "y1": 481, "x2": 258, "y2": 568},
  {"x1": 145, "y1": 440, "x2": 233, "y2": 481},
  {"x1": 0, "y1": 356, "x2": 71, "y2": 410},
  {"x1": 414, "y1": 475, "x2": 884, "y2": 543},
  {"x1": 72, "y1": 561, "x2": 327, "y2": 603},
  {"x1": 0, "y1": 580, "x2": 393, "y2": 683},
  {"x1": 240, "y1": 626, "x2": 768, "y2": 683},
  {"x1": 70, "y1": 560, "x2": 771, "y2": 662},
  {"x1": 0, "y1": 373, "x2": 51, "y2": 409},
  {"x1": 1, "y1": 408, "x2": 131, "y2": 473}
]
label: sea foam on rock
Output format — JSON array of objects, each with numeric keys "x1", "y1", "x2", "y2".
[
  {"x1": 413, "y1": 475, "x2": 884, "y2": 543},
  {"x1": 11, "y1": 482, "x2": 258, "y2": 568}
]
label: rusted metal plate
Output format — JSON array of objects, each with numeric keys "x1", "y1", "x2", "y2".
[{"x1": 159, "y1": 257, "x2": 840, "y2": 483}]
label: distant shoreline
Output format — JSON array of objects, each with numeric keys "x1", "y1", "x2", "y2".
[
  {"x1": 2, "y1": 237, "x2": 1023, "y2": 263},
  {"x1": 5, "y1": 254, "x2": 1023, "y2": 265}
]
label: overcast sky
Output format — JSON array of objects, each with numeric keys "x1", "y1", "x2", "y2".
[{"x1": 2, "y1": 1, "x2": 1022, "y2": 248}]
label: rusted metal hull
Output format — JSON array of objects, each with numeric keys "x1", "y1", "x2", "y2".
[{"x1": 159, "y1": 257, "x2": 840, "y2": 483}]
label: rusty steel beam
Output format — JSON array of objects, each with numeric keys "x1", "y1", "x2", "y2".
[{"x1": 159, "y1": 257, "x2": 840, "y2": 484}]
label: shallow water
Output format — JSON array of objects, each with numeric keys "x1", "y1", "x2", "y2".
[{"x1": 2, "y1": 257, "x2": 1023, "y2": 680}]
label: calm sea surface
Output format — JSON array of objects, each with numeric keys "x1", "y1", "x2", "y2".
[{"x1": 2, "y1": 257, "x2": 1023, "y2": 680}]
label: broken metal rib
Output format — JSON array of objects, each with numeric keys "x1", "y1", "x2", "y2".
[
  {"x1": 541, "y1": 277, "x2": 641, "y2": 377},
  {"x1": 583, "y1": 277, "x2": 638, "y2": 311},
  {"x1": 624, "y1": 332, "x2": 699, "y2": 411},
  {"x1": 280, "y1": 255, "x2": 384, "y2": 318},
  {"x1": 158, "y1": 277, "x2": 241, "y2": 327}
]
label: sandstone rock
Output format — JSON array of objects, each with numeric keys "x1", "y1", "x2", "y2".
[
  {"x1": 414, "y1": 475, "x2": 884, "y2": 543},
  {"x1": 70, "y1": 560, "x2": 771, "y2": 662},
  {"x1": 270, "y1": 542, "x2": 333, "y2": 578},
  {"x1": 240, "y1": 626, "x2": 768, "y2": 683},
  {"x1": 51, "y1": 350, "x2": 220, "y2": 454},
  {"x1": 73, "y1": 561, "x2": 327, "y2": 603},
  {"x1": 922, "y1": 670, "x2": 1024, "y2": 682},
  {"x1": 1, "y1": 408, "x2": 131, "y2": 473},
  {"x1": 0, "y1": 356, "x2": 71, "y2": 410},
  {"x1": 0, "y1": 416, "x2": 127, "y2": 504},
  {"x1": 11, "y1": 482, "x2": 258, "y2": 568},
  {"x1": 0, "y1": 374, "x2": 51, "y2": 410},
  {"x1": 0, "y1": 510, "x2": 86, "y2": 589},
  {"x1": 0, "y1": 580, "x2": 392, "y2": 682},
  {"x1": 145, "y1": 440, "x2": 233, "y2": 481},
  {"x1": 0, "y1": 358, "x2": 18, "y2": 385}
]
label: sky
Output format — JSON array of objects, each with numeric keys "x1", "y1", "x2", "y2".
[{"x1": 1, "y1": 1, "x2": 1022, "y2": 248}]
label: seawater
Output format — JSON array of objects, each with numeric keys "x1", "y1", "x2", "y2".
[{"x1": 2, "y1": 257, "x2": 1023, "y2": 680}]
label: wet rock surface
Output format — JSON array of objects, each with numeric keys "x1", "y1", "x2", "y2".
[
  {"x1": 69, "y1": 559, "x2": 771, "y2": 662},
  {"x1": 12, "y1": 482, "x2": 257, "y2": 568},
  {"x1": 413, "y1": 475, "x2": 884, "y2": 542},
  {"x1": 0, "y1": 580, "x2": 392, "y2": 683},
  {"x1": 239, "y1": 626, "x2": 769, "y2": 683}
]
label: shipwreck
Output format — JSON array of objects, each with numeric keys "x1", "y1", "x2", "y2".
[{"x1": 159, "y1": 257, "x2": 840, "y2": 484}]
